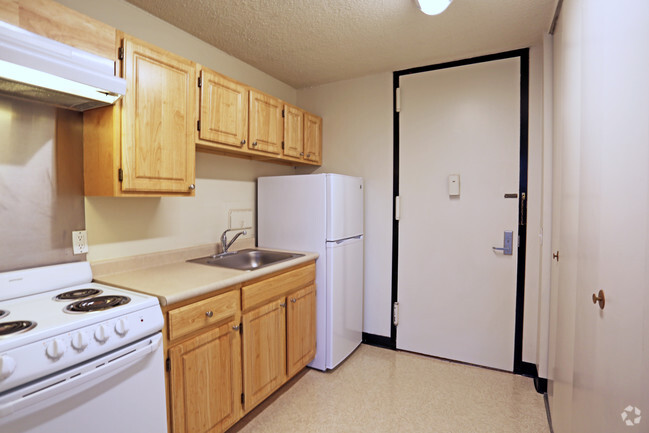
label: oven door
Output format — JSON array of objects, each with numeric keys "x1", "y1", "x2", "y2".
[{"x1": 0, "y1": 332, "x2": 167, "y2": 433}]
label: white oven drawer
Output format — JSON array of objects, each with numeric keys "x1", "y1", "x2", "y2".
[{"x1": 0, "y1": 332, "x2": 167, "y2": 433}]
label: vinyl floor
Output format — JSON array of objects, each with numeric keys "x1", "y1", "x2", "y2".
[{"x1": 229, "y1": 344, "x2": 551, "y2": 433}]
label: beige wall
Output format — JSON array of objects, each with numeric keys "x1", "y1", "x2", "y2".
[
  {"x1": 0, "y1": 97, "x2": 86, "y2": 271},
  {"x1": 51, "y1": 0, "x2": 301, "y2": 261},
  {"x1": 297, "y1": 48, "x2": 549, "y2": 365},
  {"x1": 523, "y1": 43, "x2": 545, "y2": 365},
  {"x1": 86, "y1": 155, "x2": 296, "y2": 261},
  {"x1": 297, "y1": 73, "x2": 394, "y2": 337}
]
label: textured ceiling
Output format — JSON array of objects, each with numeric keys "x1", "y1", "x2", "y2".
[{"x1": 124, "y1": 0, "x2": 555, "y2": 89}]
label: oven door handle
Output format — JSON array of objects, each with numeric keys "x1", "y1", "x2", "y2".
[{"x1": 0, "y1": 333, "x2": 163, "y2": 419}]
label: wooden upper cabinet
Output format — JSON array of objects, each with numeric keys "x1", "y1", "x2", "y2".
[
  {"x1": 304, "y1": 112, "x2": 322, "y2": 165},
  {"x1": 198, "y1": 68, "x2": 248, "y2": 149},
  {"x1": 283, "y1": 104, "x2": 304, "y2": 160},
  {"x1": 84, "y1": 35, "x2": 196, "y2": 196},
  {"x1": 0, "y1": 0, "x2": 116, "y2": 61},
  {"x1": 121, "y1": 37, "x2": 196, "y2": 193},
  {"x1": 248, "y1": 89, "x2": 283, "y2": 155}
]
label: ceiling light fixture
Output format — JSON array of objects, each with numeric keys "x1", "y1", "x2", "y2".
[{"x1": 416, "y1": 0, "x2": 453, "y2": 15}]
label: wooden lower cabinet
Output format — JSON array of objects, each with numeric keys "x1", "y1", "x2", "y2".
[
  {"x1": 169, "y1": 321, "x2": 241, "y2": 433},
  {"x1": 165, "y1": 261, "x2": 316, "y2": 432},
  {"x1": 287, "y1": 284, "x2": 317, "y2": 377},
  {"x1": 241, "y1": 299, "x2": 287, "y2": 412}
]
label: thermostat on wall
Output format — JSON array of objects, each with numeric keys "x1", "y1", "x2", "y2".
[{"x1": 448, "y1": 174, "x2": 460, "y2": 196}]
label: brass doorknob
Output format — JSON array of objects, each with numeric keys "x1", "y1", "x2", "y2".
[{"x1": 592, "y1": 290, "x2": 605, "y2": 310}]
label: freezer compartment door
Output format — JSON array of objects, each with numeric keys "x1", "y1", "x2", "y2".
[
  {"x1": 326, "y1": 174, "x2": 364, "y2": 241},
  {"x1": 258, "y1": 174, "x2": 327, "y2": 251},
  {"x1": 326, "y1": 236, "x2": 364, "y2": 369}
]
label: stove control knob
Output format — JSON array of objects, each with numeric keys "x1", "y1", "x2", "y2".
[
  {"x1": 46, "y1": 338, "x2": 66, "y2": 360},
  {"x1": 71, "y1": 332, "x2": 89, "y2": 351},
  {"x1": 115, "y1": 318, "x2": 129, "y2": 337},
  {"x1": 94, "y1": 325, "x2": 110, "y2": 344},
  {"x1": 0, "y1": 355, "x2": 16, "y2": 381}
]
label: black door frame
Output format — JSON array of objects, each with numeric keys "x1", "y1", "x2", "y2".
[{"x1": 387, "y1": 49, "x2": 530, "y2": 374}]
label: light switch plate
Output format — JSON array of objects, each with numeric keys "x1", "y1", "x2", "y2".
[{"x1": 72, "y1": 230, "x2": 88, "y2": 255}]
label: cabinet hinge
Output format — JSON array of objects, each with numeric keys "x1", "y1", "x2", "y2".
[
  {"x1": 118, "y1": 47, "x2": 124, "y2": 61},
  {"x1": 241, "y1": 393, "x2": 245, "y2": 404},
  {"x1": 166, "y1": 357, "x2": 171, "y2": 372},
  {"x1": 239, "y1": 323, "x2": 243, "y2": 334},
  {"x1": 281, "y1": 141, "x2": 285, "y2": 150},
  {"x1": 282, "y1": 109, "x2": 285, "y2": 118},
  {"x1": 393, "y1": 302, "x2": 399, "y2": 326},
  {"x1": 197, "y1": 120, "x2": 201, "y2": 131},
  {"x1": 198, "y1": 76, "x2": 202, "y2": 88},
  {"x1": 118, "y1": 168, "x2": 123, "y2": 182}
]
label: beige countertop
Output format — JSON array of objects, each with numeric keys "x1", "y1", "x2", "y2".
[{"x1": 92, "y1": 244, "x2": 318, "y2": 307}]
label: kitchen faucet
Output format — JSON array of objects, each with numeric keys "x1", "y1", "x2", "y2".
[{"x1": 220, "y1": 228, "x2": 247, "y2": 254}]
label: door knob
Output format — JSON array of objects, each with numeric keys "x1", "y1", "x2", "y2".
[{"x1": 592, "y1": 290, "x2": 605, "y2": 310}]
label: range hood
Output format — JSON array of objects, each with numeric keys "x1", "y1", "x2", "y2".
[{"x1": 0, "y1": 21, "x2": 125, "y2": 111}]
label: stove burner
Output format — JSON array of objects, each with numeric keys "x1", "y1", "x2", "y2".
[
  {"x1": 0, "y1": 320, "x2": 37, "y2": 337},
  {"x1": 54, "y1": 288, "x2": 103, "y2": 301},
  {"x1": 65, "y1": 295, "x2": 131, "y2": 313},
  {"x1": 0, "y1": 310, "x2": 8, "y2": 320}
]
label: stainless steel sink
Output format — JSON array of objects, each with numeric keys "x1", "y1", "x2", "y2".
[{"x1": 188, "y1": 248, "x2": 304, "y2": 271}]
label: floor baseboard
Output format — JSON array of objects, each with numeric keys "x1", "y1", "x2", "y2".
[
  {"x1": 362, "y1": 332, "x2": 394, "y2": 349},
  {"x1": 521, "y1": 361, "x2": 548, "y2": 394}
]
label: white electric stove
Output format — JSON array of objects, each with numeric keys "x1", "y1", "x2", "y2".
[{"x1": 0, "y1": 262, "x2": 167, "y2": 432}]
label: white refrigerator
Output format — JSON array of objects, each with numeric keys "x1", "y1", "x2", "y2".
[{"x1": 257, "y1": 173, "x2": 364, "y2": 371}]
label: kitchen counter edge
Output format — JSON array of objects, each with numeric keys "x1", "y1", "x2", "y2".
[{"x1": 93, "y1": 249, "x2": 319, "y2": 307}]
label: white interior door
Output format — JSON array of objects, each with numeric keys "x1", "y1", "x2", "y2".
[{"x1": 396, "y1": 57, "x2": 521, "y2": 371}]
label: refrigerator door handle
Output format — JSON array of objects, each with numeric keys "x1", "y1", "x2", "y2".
[{"x1": 333, "y1": 235, "x2": 363, "y2": 244}]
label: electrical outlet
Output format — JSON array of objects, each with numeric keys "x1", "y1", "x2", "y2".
[{"x1": 72, "y1": 230, "x2": 88, "y2": 255}]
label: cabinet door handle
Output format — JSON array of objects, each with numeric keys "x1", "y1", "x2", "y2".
[
  {"x1": 306, "y1": 153, "x2": 311, "y2": 157},
  {"x1": 241, "y1": 139, "x2": 246, "y2": 145},
  {"x1": 205, "y1": 311, "x2": 213, "y2": 318},
  {"x1": 188, "y1": 184, "x2": 195, "y2": 191},
  {"x1": 252, "y1": 141, "x2": 258, "y2": 147},
  {"x1": 300, "y1": 152, "x2": 304, "y2": 156},
  {"x1": 279, "y1": 302, "x2": 286, "y2": 308},
  {"x1": 290, "y1": 298, "x2": 297, "y2": 303},
  {"x1": 232, "y1": 324, "x2": 241, "y2": 331}
]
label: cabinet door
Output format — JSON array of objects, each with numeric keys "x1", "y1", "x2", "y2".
[
  {"x1": 121, "y1": 37, "x2": 196, "y2": 193},
  {"x1": 303, "y1": 113, "x2": 322, "y2": 164},
  {"x1": 169, "y1": 321, "x2": 241, "y2": 433},
  {"x1": 199, "y1": 69, "x2": 248, "y2": 148},
  {"x1": 248, "y1": 89, "x2": 282, "y2": 154},
  {"x1": 283, "y1": 104, "x2": 304, "y2": 159},
  {"x1": 242, "y1": 299, "x2": 286, "y2": 411},
  {"x1": 286, "y1": 284, "x2": 317, "y2": 377}
]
